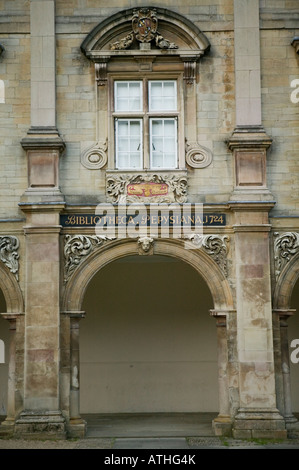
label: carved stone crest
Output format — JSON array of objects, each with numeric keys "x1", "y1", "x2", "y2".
[
  {"x1": 132, "y1": 8, "x2": 158, "y2": 43},
  {"x1": 110, "y1": 8, "x2": 178, "y2": 51},
  {"x1": 185, "y1": 140, "x2": 213, "y2": 169}
]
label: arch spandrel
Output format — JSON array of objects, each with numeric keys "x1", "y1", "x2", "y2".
[{"x1": 62, "y1": 238, "x2": 234, "y2": 313}]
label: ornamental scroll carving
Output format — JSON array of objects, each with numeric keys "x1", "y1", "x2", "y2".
[
  {"x1": 185, "y1": 234, "x2": 230, "y2": 277},
  {"x1": 64, "y1": 234, "x2": 115, "y2": 283},
  {"x1": 81, "y1": 140, "x2": 108, "y2": 169},
  {"x1": 274, "y1": 232, "x2": 299, "y2": 281},
  {"x1": 0, "y1": 236, "x2": 20, "y2": 281},
  {"x1": 106, "y1": 173, "x2": 188, "y2": 204},
  {"x1": 185, "y1": 140, "x2": 213, "y2": 169}
]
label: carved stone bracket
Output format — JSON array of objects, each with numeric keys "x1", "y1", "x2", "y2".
[
  {"x1": 184, "y1": 61, "x2": 197, "y2": 85},
  {"x1": 64, "y1": 234, "x2": 115, "y2": 283},
  {"x1": 185, "y1": 234, "x2": 230, "y2": 277},
  {"x1": 0, "y1": 236, "x2": 20, "y2": 281},
  {"x1": 95, "y1": 61, "x2": 109, "y2": 86},
  {"x1": 106, "y1": 173, "x2": 188, "y2": 204},
  {"x1": 185, "y1": 139, "x2": 213, "y2": 168},
  {"x1": 274, "y1": 232, "x2": 299, "y2": 281},
  {"x1": 81, "y1": 140, "x2": 108, "y2": 169}
]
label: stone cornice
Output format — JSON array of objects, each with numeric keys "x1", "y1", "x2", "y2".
[{"x1": 227, "y1": 126, "x2": 272, "y2": 151}]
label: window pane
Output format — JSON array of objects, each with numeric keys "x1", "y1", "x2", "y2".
[
  {"x1": 115, "y1": 81, "x2": 142, "y2": 112},
  {"x1": 150, "y1": 118, "x2": 177, "y2": 169},
  {"x1": 115, "y1": 119, "x2": 142, "y2": 169},
  {"x1": 149, "y1": 81, "x2": 177, "y2": 111}
]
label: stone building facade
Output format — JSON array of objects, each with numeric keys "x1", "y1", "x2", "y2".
[{"x1": 0, "y1": 0, "x2": 299, "y2": 440}]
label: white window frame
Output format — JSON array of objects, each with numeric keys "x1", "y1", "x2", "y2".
[{"x1": 110, "y1": 75, "x2": 183, "y2": 171}]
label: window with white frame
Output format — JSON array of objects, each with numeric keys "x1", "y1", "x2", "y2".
[{"x1": 113, "y1": 79, "x2": 178, "y2": 170}]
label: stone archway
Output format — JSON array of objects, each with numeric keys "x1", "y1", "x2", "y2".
[
  {"x1": 272, "y1": 249, "x2": 299, "y2": 436},
  {"x1": 62, "y1": 237, "x2": 235, "y2": 437},
  {"x1": 0, "y1": 262, "x2": 24, "y2": 433}
]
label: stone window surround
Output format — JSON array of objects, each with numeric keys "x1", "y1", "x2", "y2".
[{"x1": 80, "y1": 7, "x2": 213, "y2": 177}]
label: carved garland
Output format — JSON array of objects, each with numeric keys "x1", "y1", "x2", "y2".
[
  {"x1": 274, "y1": 232, "x2": 299, "y2": 281},
  {"x1": 0, "y1": 236, "x2": 20, "y2": 281}
]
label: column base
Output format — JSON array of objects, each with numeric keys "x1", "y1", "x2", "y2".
[
  {"x1": 14, "y1": 410, "x2": 66, "y2": 440},
  {"x1": 286, "y1": 419, "x2": 299, "y2": 439},
  {"x1": 212, "y1": 415, "x2": 233, "y2": 437},
  {"x1": 67, "y1": 418, "x2": 87, "y2": 439},
  {"x1": 232, "y1": 408, "x2": 287, "y2": 439},
  {"x1": 0, "y1": 418, "x2": 15, "y2": 438}
]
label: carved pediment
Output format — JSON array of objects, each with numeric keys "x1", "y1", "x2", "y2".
[{"x1": 81, "y1": 7, "x2": 210, "y2": 61}]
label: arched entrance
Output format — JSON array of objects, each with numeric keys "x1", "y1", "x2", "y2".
[
  {"x1": 80, "y1": 255, "x2": 217, "y2": 414},
  {"x1": 272, "y1": 250, "x2": 299, "y2": 436},
  {"x1": 62, "y1": 238, "x2": 235, "y2": 437},
  {"x1": 0, "y1": 288, "x2": 8, "y2": 418},
  {"x1": 0, "y1": 262, "x2": 24, "y2": 432}
]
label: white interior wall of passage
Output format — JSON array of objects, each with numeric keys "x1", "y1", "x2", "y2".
[
  {"x1": 290, "y1": 279, "x2": 299, "y2": 413},
  {"x1": 0, "y1": 289, "x2": 8, "y2": 415},
  {"x1": 80, "y1": 255, "x2": 217, "y2": 413}
]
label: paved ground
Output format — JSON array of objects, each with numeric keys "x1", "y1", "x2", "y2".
[
  {"x1": 1, "y1": 412, "x2": 299, "y2": 449},
  {"x1": 1, "y1": 436, "x2": 299, "y2": 449}
]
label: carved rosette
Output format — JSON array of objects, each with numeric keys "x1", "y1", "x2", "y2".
[
  {"x1": 64, "y1": 234, "x2": 115, "y2": 283},
  {"x1": 186, "y1": 234, "x2": 229, "y2": 276},
  {"x1": 81, "y1": 140, "x2": 108, "y2": 169},
  {"x1": 0, "y1": 236, "x2": 20, "y2": 280},
  {"x1": 185, "y1": 140, "x2": 213, "y2": 169},
  {"x1": 106, "y1": 173, "x2": 188, "y2": 204},
  {"x1": 274, "y1": 232, "x2": 299, "y2": 280}
]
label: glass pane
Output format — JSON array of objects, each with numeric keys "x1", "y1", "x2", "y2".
[
  {"x1": 152, "y1": 137, "x2": 163, "y2": 152},
  {"x1": 151, "y1": 120, "x2": 163, "y2": 135},
  {"x1": 164, "y1": 154, "x2": 176, "y2": 168},
  {"x1": 118, "y1": 137, "x2": 129, "y2": 151},
  {"x1": 164, "y1": 119, "x2": 176, "y2": 135},
  {"x1": 118, "y1": 121, "x2": 129, "y2": 136},
  {"x1": 130, "y1": 153, "x2": 141, "y2": 168},
  {"x1": 149, "y1": 80, "x2": 176, "y2": 111},
  {"x1": 152, "y1": 155, "x2": 163, "y2": 168},
  {"x1": 164, "y1": 137, "x2": 175, "y2": 152},
  {"x1": 115, "y1": 81, "x2": 142, "y2": 111},
  {"x1": 130, "y1": 138, "x2": 140, "y2": 151},
  {"x1": 130, "y1": 120, "x2": 141, "y2": 136},
  {"x1": 117, "y1": 153, "x2": 129, "y2": 168}
]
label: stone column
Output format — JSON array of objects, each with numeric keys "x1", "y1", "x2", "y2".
[
  {"x1": 15, "y1": 206, "x2": 66, "y2": 439},
  {"x1": 231, "y1": 208, "x2": 286, "y2": 439},
  {"x1": 210, "y1": 310, "x2": 232, "y2": 437},
  {"x1": 67, "y1": 311, "x2": 86, "y2": 438},
  {"x1": 0, "y1": 314, "x2": 21, "y2": 432},
  {"x1": 277, "y1": 310, "x2": 297, "y2": 424}
]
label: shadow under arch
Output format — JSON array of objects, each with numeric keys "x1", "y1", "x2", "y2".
[
  {"x1": 62, "y1": 238, "x2": 234, "y2": 313},
  {"x1": 0, "y1": 263, "x2": 23, "y2": 314}
]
